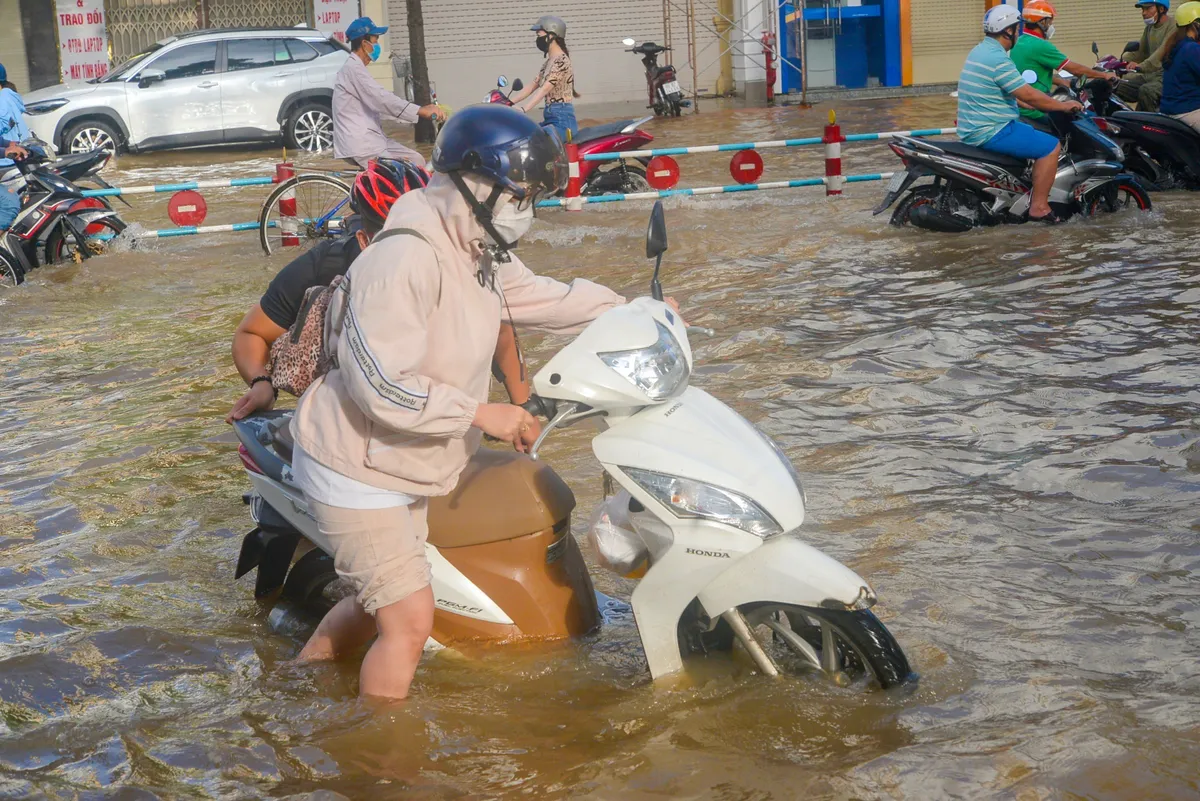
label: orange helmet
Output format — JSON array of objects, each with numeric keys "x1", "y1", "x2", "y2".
[{"x1": 1023, "y1": 0, "x2": 1057, "y2": 21}]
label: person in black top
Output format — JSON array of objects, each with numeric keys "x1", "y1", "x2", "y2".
[{"x1": 226, "y1": 159, "x2": 533, "y2": 424}]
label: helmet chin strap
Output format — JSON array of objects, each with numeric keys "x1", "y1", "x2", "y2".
[
  {"x1": 449, "y1": 171, "x2": 516, "y2": 289},
  {"x1": 449, "y1": 171, "x2": 517, "y2": 256}
]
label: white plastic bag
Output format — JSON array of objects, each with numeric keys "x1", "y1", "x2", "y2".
[{"x1": 586, "y1": 490, "x2": 649, "y2": 575}]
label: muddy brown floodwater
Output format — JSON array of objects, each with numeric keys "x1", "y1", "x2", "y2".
[{"x1": 2, "y1": 96, "x2": 1200, "y2": 799}]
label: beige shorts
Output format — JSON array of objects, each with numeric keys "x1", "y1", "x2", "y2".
[{"x1": 307, "y1": 499, "x2": 432, "y2": 615}]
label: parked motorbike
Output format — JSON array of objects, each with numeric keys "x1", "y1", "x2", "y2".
[
  {"x1": 231, "y1": 202, "x2": 915, "y2": 690},
  {"x1": 622, "y1": 38, "x2": 689, "y2": 117},
  {"x1": 0, "y1": 142, "x2": 127, "y2": 282},
  {"x1": 876, "y1": 110, "x2": 1151, "y2": 231},
  {"x1": 486, "y1": 76, "x2": 656, "y2": 194}
]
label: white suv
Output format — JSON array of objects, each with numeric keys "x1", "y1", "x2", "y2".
[{"x1": 22, "y1": 27, "x2": 350, "y2": 155}]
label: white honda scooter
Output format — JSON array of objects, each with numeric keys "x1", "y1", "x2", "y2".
[{"x1": 232, "y1": 202, "x2": 913, "y2": 689}]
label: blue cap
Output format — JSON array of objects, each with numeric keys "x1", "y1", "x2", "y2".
[
  {"x1": 345, "y1": 17, "x2": 388, "y2": 40},
  {"x1": 1134, "y1": 0, "x2": 1167, "y2": 8},
  {"x1": 0, "y1": 64, "x2": 6, "y2": 83}
]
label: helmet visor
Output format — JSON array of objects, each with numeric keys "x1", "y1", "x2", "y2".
[{"x1": 502, "y1": 127, "x2": 568, "y2": 210}]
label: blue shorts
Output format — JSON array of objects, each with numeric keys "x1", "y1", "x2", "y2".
[{"x1": 983, "y1": 120, "x2": 1059, "y2": 160}]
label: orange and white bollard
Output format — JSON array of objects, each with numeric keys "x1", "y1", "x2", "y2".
[
  {"x1": 823, "y1": 111, "x2": 845, "y2": 197},
  {"x1": 564, "y1": 132, "x2": 583, "y2": 212},
  {"x1": 275, "y1": 161, "x2": 299, "y2": 247}
]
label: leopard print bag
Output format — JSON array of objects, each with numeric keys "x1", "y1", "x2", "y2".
[{"x1": 267, "y1": 275, "x2": 345, "y2": 397}]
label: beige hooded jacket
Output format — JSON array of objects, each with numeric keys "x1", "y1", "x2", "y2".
[{"x1": 291, "y1": 172, "x2": 624, "y2": 497}]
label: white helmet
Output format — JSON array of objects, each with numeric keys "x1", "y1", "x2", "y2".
[{"x1": 983, "y1": 4, "x2": 1023, "y2": 34}]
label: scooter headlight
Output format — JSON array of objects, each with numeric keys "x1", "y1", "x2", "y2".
[
  {"x1": 598, "y1": 321, "x2": 689, "y2": 401},
  {"x1": 623, "y1": 467, "x2": 782, "y2": 539}
]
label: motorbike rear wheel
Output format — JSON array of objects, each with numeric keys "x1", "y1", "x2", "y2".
[
  {"x1": 889, "y1": 185, "x2": 941, "y2": 226},
  {"x1": 583, "y1": 165, "x2": 652, "y2": 196},
  {"x1": 44, "y1": 217, "x2": 128, "y2": 265}
]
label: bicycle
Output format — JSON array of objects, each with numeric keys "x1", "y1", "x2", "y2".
[{"x1": 258, "y1": 170, "x2": 353, "y2": 257}]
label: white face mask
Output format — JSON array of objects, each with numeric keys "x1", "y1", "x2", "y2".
[
  {"x1": 1145, "y1": 15, "x2": 1157, "y2": 26},
  {"x1": 487, "y1": 201, "x2": 534, "y2": 247},
  {"x1": 1045, "y1": 23, "x2": 1056, "y2": 39}
]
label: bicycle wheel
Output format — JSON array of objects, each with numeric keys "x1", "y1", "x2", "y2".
[{"x1": 258, "y1": 174, "x2": 353, "y2": 256}]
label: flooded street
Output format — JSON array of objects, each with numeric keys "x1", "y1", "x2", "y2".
[{"x1": 3, "y1": 96, "x2": 1200, "y2": 799}]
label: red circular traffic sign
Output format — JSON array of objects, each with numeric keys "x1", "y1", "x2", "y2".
[
  {"x1": 168, "y1": 190, "x2": 207, "y2": 226},
  {"x1": 730, "y1": 149, "x2": 764, "y2": 184},
  {"x1": 645, "y1": 155, "x2": 680, "y2": 190}
]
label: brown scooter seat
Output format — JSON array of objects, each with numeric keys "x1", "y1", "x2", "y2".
[
  {"x1": 428, "y1": 448, "x2": 575, "y2": 548},
  {"x1": 269, "y1": 419, "x2": 571, "y2": 548}
]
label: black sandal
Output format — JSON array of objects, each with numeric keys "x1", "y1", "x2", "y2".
[{"x1": 1027, "y1": 211, "x2": 1062, "y2": 225}]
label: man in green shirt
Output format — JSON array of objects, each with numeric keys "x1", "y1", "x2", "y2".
[
  {"x1": 1117, "y1": 0, "x2": 1175, "y2": 109},
  {"x1": 1011, "y1": 1, "x2": 1118, "y2": 126}
]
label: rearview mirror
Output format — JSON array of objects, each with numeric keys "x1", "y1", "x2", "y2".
[
  {"x1": 623, "y1": 38, "x2": 636, "y2": 47},
  {"x1": 1124, "y1": 40, "x2": 1141, "y2": 54},
  {"x1": 497, "y1": 75, "x2": 508, "y2": 88},
  {"x1": 138, "y1": 69, "x2": 165, "y2": 88},
  {"x1": 1092, "y1": 41, "x2": 1100, "y2": 58},
  {"x1": 646, "y1": 200, "x2": 667, "y2": 259},
  {"x1": 646, "y1": 201, "x2": 667, "y2": 302},
  {"x1": 511, "y1": 78, "x2": 524, "y2": 92}
]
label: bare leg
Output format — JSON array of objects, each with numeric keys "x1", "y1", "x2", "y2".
[
  {"x1": 298, "y1": 596, "x2": 377, "y2": 661},
  {"x1": 359, "y1": 585, "x2": 435, "y2": 700},
  {"x1": 1029, "y1": 143, "x2": 1061, "y2": 219}
]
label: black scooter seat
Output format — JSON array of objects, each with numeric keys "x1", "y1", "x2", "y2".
[
  {"x1": 1112, "y1": 110, "x2": 1200, "y2": 140},
  {"x1": 933, "y1": 140, "x2": 1030, "y2": 170},
  {"x1": 572, "y1": 120, "x2": 634, "y2": 144}
]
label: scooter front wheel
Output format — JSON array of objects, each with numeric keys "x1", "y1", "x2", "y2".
[
  {"x1": 739, "y1": 603, "x2": 916, "y2": 690},
  {"x1": 1082, "y1": 178, "x2": 1152, "y2": 216}
]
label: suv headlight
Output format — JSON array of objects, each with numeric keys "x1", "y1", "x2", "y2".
[
  {"x1": 598, "y1": 321, "x2": 688, "y2": 401},
  {"x1": 25, "y1": 99, "x2": 69, "y2": 115},
  {"x1": 623, "y1": 467, "x2": 782, "y2": 539}
]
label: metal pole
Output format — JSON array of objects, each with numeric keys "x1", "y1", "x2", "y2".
[
  {"x1": 664, "y1": 0, "x2": 672, "y2": 53},
  {"x1": 688, "y1": 0, "x2": 699, "y2": 113},
  {"x1": 800, "y1": 8, "x2": 809, "y2": 106}
]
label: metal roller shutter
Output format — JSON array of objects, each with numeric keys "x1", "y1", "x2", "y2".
[
  {"x1": 0, "y1": 0, "x2": 31, "y2": 92},
  {"x1": 910, "y1": 0, "x2": 984, "y2": 85},
  {"x1": 1048, "y1": 0, "x2": 1140, "y2": 69},
  {"x1": 385, "y1": 0, "x2": 719, "y2": 109}
]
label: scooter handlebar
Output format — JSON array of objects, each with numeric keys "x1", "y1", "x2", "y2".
[{"x1": 521, "y1": 395, "x2": 558, "y2": 420}]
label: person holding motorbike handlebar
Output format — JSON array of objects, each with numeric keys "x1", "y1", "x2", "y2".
[
  {"x1": 0, "y1": 138, "x2": 28, "y2": 233},
  {"x1": 1118, "y1": 1, "x2": 1174, "y2": 110},
  {"x1": 1161, "y1": 1, "x2": 1200, "y2": 132},
  {"x1": 288, "y1": 105, "x2": 629, "y2": 700},
  {"x1": 510, "y1": 16, "x2": 580, "y2": 143},
  {"x1": 333, "y1": 17, "x2": 445, "y2": 169},
  {"x1": 1011, "y1": 0, "x2": 1117, "y2": 129},
  {"x1": 225, "y1": 158, "x2": 535, "y2": 426},
  {"x1": 957, "y1": 5, "x2": 1083, "y2": 223}
]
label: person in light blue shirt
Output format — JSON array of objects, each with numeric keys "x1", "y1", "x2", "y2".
[
  {"x1": 0, "y1": 63, "x2": 28, "y2": 170},
  {"x1": 956, "y1": 6, "x2": 1082, "y2": 222}
]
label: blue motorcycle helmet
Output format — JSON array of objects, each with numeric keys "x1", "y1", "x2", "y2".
[{"x1": 432, "y1": 104, "x2": 568, "y2": 250}]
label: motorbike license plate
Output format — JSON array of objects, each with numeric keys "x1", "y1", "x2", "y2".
[
  {"x1": 662, "y1": 81, "x2": 681, "y2": 96},
  {"x1": 885, "y1": 171, "x2": 906, "y2": 193}
]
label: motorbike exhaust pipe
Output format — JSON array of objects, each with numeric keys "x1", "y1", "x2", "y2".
[{"x1": 909, "y1": 204, "x2": 974, "y2": 233}]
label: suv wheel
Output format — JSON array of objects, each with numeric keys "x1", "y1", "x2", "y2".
[
  {"x1": 63, "y1": 119, "x2": 121, "y2": 155},
  {"x1": 286, "y1": 102, "x2": 334, "y2": 152}
]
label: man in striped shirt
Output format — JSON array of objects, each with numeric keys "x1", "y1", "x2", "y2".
[{"x1": 957, "y1": 5, "x2": 1082, "y2": 222}]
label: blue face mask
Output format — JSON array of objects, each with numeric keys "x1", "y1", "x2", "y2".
[{"x1": 370, "y1": 43, "x2": 382, "y2": 61}]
